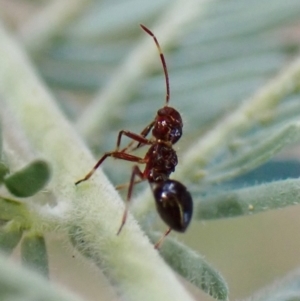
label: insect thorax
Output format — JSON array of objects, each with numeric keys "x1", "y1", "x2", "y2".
[{"x1": 145, "y1": 144, "x2": 178, "y2": 182}]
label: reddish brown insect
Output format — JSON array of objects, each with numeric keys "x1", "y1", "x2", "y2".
[{"x1": 75, "y1": 24, "x2": 193, "y2": 249}]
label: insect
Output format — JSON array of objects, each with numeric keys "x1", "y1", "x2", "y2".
[{"x1": 75, "y1": 24, "x2": 193, "y2": 249}]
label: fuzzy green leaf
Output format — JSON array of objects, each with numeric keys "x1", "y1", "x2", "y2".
[
  {"x1": 206, "y1": 121, "x2": 300, "y2": 184},
  {"x1": 197, "y1": 178, "x2": 300, "y2": 220},
  {"x1": 4, "y1": 160, "x2": 51, "y2": 197},
  {"x1": 149, "y1": 232, "x2": 228, "y2": 300},
  {"x1": 21, "y1": 233, "x2": 49, "y2": 278},
  {"x1": 0, "y1": 222, "x2": 23, "y2": 254},
  {"x1": 0, "y1": 117, "x2": 2, "y2": 157},
  {"x1": 0, "y1": 252, "x2": 84, "y2": 301},
  {"x1": 0, "y1": 197, "x2": 29, "y2": 224},
  {"x1": 0, "y1": 118, "x2": 7, "y2": 183},
  {"x1": 0, "y1": 161, "x2": 9, "y2": 183}
]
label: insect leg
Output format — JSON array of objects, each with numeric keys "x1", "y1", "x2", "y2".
[
  {"x1": 117, "y1": 165, "x2": 145, "y2": 235},
  {"x1": 75, "y1": 152, "x2": 146, "y2": 185},
  {"x1": 120, "y1": 120, "x2": 155, "y2": 153},
  {"x1": 116, "y1": 129, "x2": 152, "y2": 152},
  {"x1": 154, "y1": 227, "x2": 171, "y2": 249},
  {"x1": 115, "y1": 179, "x2": 143, "y2": 190}
]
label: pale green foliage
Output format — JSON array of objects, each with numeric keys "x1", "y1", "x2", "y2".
[
  {"x1": 4, "y1": 160, "x2": 51, "y2": 197},
  {"x1": 21, "y1": 233, "x2": 49, "y2": 277},
  {"x1": 149, "y1": 232, "x2": 228, "y2": 300},
  {"x1": 0, "y1": 0, "x2": 300, "y2": 300}
]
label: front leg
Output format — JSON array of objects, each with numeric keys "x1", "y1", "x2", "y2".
[
  {"x1": 75, "y1": 152, "x2": 147, "y2": 185},
  {"x1": 120, "y1": 120, "x2": 155, "y2": 153},
  {"x1": 116, "y1": 130, "x2": 152, "y2": 152}
]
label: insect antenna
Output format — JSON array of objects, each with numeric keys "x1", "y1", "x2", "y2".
[{"x1": 140, "y1": 24, "x2": 170, "y2": 106}]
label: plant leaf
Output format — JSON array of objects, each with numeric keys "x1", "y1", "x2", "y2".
[
  {"x1": 205, "y1": 121, "x2": 300, "y2": 184},
  {"x1": 0, "y1": 161, "x2": 9, "y2": 183},
  {"x1": 0, "y1": 197, "x2": 29, "y2": 225},
  {"x1": 0, "y1": 221, "x2": 23, "y2": 254},
  {"x1": 227, "y1": 160, "x2": 300, "y2": 186},
  {"x1": 196, "y1": 178, "x2": 300, "y2": 220},
  {"x1": 0, "y1": 116, "x2": 2, "y2": 157},
  {"x1": 149, "y1": 232, "x2": 228, "y2": 300},
  {"x1": 4, "y1": 160, "x2": 51, "y2": 197},
  {"x1": 21, "y1": 233, "x2": 49, "y2": 278},
  {"x1": 0, "y1": 117, "x2": 8, "y2": 183}
]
